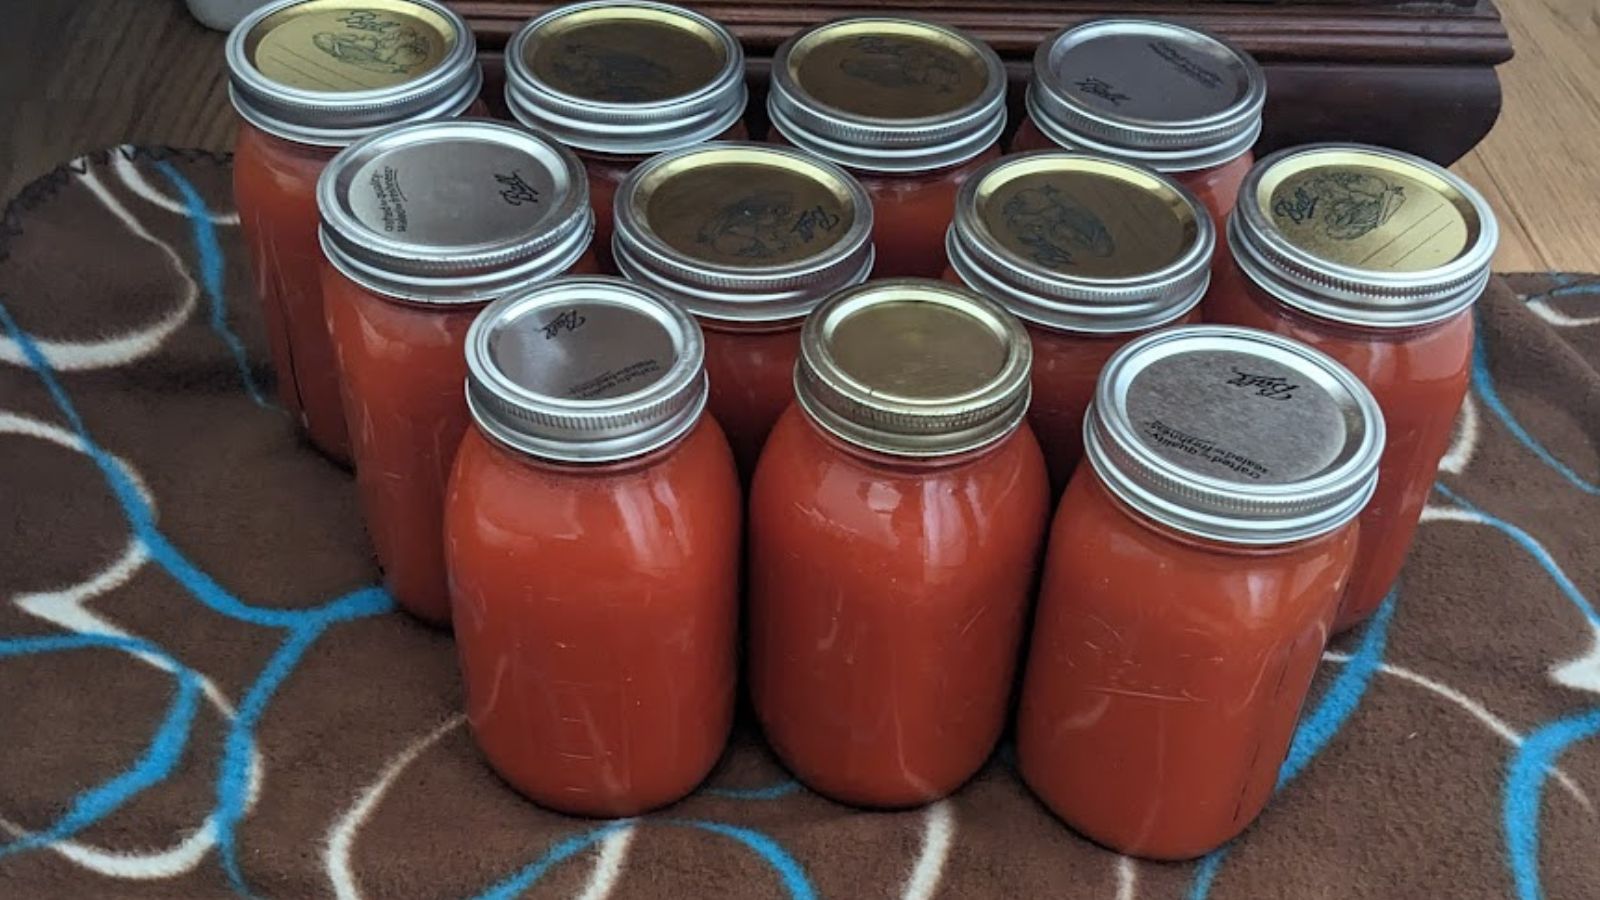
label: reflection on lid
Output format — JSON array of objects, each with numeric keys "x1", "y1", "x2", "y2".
[
  {"x1": 1263, "y1": 160, "x2": 1474, "y2": 273},
  {"x1": 976, "y1": 163, "x2": 1195, "y2": 279},
  {"x1": 790, "y1": 22, "x2": 990, "y2": 119},
  {"x1": 521, "y1": 7, "x2": 727, "y2": 103},
  {"x1": 643, "y1": 161, "x2": 856, "y2": 267},
  {"x1": 1048, "y1": 25, "x2": 1251, "y2": 123},
  {"x1": 249, "y1": 0, "x2": 453, "y2": 92},
  {"x1": 1125, "y1": 347, "x2": 1346, "y2": 485},
  {"x1": 342, "y1": 133, "x2": 571, "y2": 248},
  {"x1": 830, "y1": 301, "x2": 1007, "y2": 399}
]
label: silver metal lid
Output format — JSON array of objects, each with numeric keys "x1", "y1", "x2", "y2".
[
  {"x1": 1229, "y1": 143, "x2": 1498, "y2": 328},
  {"x1": 946, "y1": 152, "x2": 1213, "y2": 333},
  {"x1": 464, "y1": 276, "x2": 708, "y2": 462},
  {"x1": 226, "y1": 0, "x2": 483, "y2": 147},
  {"x1": 768, "y1": 18, "x2": 1008, "y2": 174},
  {"x1": 612, "y1": 142, "x2": 875, "y2": 323},
  {"x1": 504, "y1": 1, "x2": 747, "y2": 156},
  {"x1": 317, "y1": 119, "x2": 593, "y2": 304},
  {"x1": 1026, "y1": 19, "x2": 1265, "y2": 173},
  {"x1": 1085, "y1": 325, "x2": 1384, "y2": 545},
  {"x1": 796, "y1": 279, "x2": 1032, "y2": 457}
]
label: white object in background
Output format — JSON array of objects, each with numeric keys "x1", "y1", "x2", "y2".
[{"x1": 186, "y1": 0, "x2": 273, "y2": 31}]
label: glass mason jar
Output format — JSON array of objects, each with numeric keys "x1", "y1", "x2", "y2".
[
  {"x1": 612, "y1": 142, "x2": 875, "y2": 480},
  {"x1": 317, "y1": 120, "x2": 598, "y2": 626},
  {"x1": 749, "y1": 280, "x2": 1050, "y2": 807},
  {"x1": 446, "y1": 277, "x2": 740, "y2": 816},
  {"x1": 503, "y1": 0, "x2": 749, "y2": 271},
  {"x1": 943, "y1": 151, "x2": 1215, "y2": 493},
  {"x1": 1011, "y1": 19, "x2": 1266, "y2": 237},
  {"x1": 1208, "y1": 143, "x2": 1498, "y2": 632},
  {"x1": 226, "y1": 0, "x2": 484, "y2": 464},
  {"x1": 1018, "y1": 325, "x2": 1385, "y2": 859},
  {"x1": 767, "y1": 18, "x2": 1008, "y2": 278}
]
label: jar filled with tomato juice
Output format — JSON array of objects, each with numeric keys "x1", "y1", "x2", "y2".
[
  {"x1": 767, "y1": 18, "x2": 1007, "y2": 278},
  {"x1": 749, "y1": 280, "x2": 1050, "y2": 807},
  {"x1": 1012, "y1": 20, "x2": 1265, "y2": 233},
  {"x1": 446, "y1": 277, "x2": 739, "y2": 816},
  {"x1": 613, "y1": 142, "x2": 875, "y2": 480},
  {"x1": 317, "y1": 120, "x2": 596, "y2": 626},
  {"x1": 227, "y1": 0, "x2": 483, "y2": 464},
  {"x1": 1210, "y1": 143, "x2": 1497, "y2": 632},
  {"x1": 945, "y1": 152, "x2": 1214, "y2": 493},
  {"x1": 1018, "y1": 325, "x2": 1385, "y2": 859},
  {"x1": 504, "y1": 1, "x2": 748, "y2": 270}
]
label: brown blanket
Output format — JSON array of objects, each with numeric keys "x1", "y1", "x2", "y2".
[{"x1": 1, "y1": 147, "x2": 1598, "y2": 899}]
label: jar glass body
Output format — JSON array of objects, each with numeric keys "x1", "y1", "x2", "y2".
[
  {"x1": 445, "y1": 419, "x2": 741, "y2": 816},
  {"x1": 749, "y1": 406, "x2": 1050, "y2": 807},
  {"x1": 1018, "y1": 468, "x2": 1358, "y2": 859},
  {"x1": 1204, "y1": 262, "x2": 1474, "y2": 631},
  {"x1": 233, "y1": 123, "x2": 347, "y2": 462},
  {"x1": 321, "y1": 251, "x2": 600, "y2": 626},
  {"x1": 1010, "y1": 117, "x2": 1252, "y2": 241},
  {"x1": 580, "y1": 122, "x2": 750, "y2": 272},
  {"x1": 700, "y1": 319, "x2": 802, "y2": 484},
  {"x1": 938, "y1": 267, "x2": 1204, "y2": 494}
]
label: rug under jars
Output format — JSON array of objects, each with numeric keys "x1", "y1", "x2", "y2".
[{"x1": 1, "y1": 146, "x2": 1597, "y2": 899}]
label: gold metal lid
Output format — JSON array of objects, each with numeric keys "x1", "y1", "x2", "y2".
[
  {"x1": 226, "y1": 0, "x2": 482, "y2": 146},
  {"x1": 505, "y1": 1, "x2": 746, "y2": 155},
  {"x1": 1229, "y1": 144, "x2": 1498, "y2": 328},
  {"x1": 795, "y1": 279, "x2": 1032, "y2": 458},
  {"x1": 612, "y1": 143, "x2": 875, "y2": 323},
  {"x1": 946, "y1": 152, "x2": 1213, "y2": 333},
  {"x1": 768, "y1": 18, "x2": 1007, "y2": 173},
  {"x1": 1026, "y1": 19, "x2": 1265, "y2": 172}
]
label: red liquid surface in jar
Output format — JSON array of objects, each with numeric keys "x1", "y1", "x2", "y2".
[
  {"x1": 939, "y1": 267, "x2": 1203, "y2": 493},
  {"x1": 749, "y1": 406, "x2": 1050, "y2": 807},
  {"x1": 234, "y1": 123, "x2": 348, "y2": 463},
  {"x1": 1018, "y1": 469, "x2": 1357, "y2": 859},
  {"x1": 581, "y1": 122, "x2": 750, "y2": 273},
  {"x1": 700, "y1": 320, "x2": 801, "y2": 483},
  {"x1": 1010, "y1": 118, "x2": 1251, "y2": 243},
  {"x1": 1205, "y1": 264, "x2": 1474, "y2": 632},
  {"x1": 322, "y1": 252, "x2": 599, "y2": 626},
  {"x1": 445, "y1": 420, "x2": 741, "y2": 816}
]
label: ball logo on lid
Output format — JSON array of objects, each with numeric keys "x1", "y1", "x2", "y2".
[
  {"x1": 251, "y1": 4, "x2": 449, "y2": 92},
  {"x1": 1000, "y1": 183, "x2": 1115, "y2": 268},
  {"x1": 1224, "y1": 367, "x2": 1299, "y2": 401},
  {"x1": 1266, "y1": 162, "x2": 1469, "y2": 272},
  {"x1": 1073, "y1": 76, "x2": 1130, "y2": 107},
  {"x1": 1271, "y1": 170, "x2": 1406, "y2": 241},
  {"x1": 696, "y1": 191, "x2": 844, "y2": 261},
  {"x1": 494, "y1": 170, "x2": 542, "y2": 207},
  {"x1": 313, "y1": 10, "x2": 433, "y2": 75}
]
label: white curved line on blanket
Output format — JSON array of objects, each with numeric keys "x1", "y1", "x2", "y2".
[
  {"x1": 1527, "y1": 298, "x2": 1600, "y2": 328},
  {"x1": 901, "y1": 799, "x2": 954, "y2": 900},
  {"x1": 1437, "y1": 396, "x2": 1478, "y2": 475},
  {"x1": 325, "y1": 714, "x2": 635, "y2": 900},
  {"x1": 1114, "y1": 855, "x2": 1137, "y2": 900},
  {"x1": 1323, "y1": 650, "x2": 1589, "y2": 808},
  {"x1": 0, "y1": 412, "x2": 263, "y2": 878},
  {"x1": 112, "y1": 148, "x2": 240, "y2": 225},
  {"x1": 0, "y1": 163, "x2": 197, "y2": 370},
  {"x1": 1422, "y1": 503, "x2": 1600, "y2": 696}
]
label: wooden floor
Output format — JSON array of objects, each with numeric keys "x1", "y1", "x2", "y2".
[{"x1": 1, "y1": 0, "x2": 1595, "y2": 272}]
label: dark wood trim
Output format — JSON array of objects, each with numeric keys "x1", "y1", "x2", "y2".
[{"x1": 450, "y1": 0, "x2": 1512, "y2": 64}]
